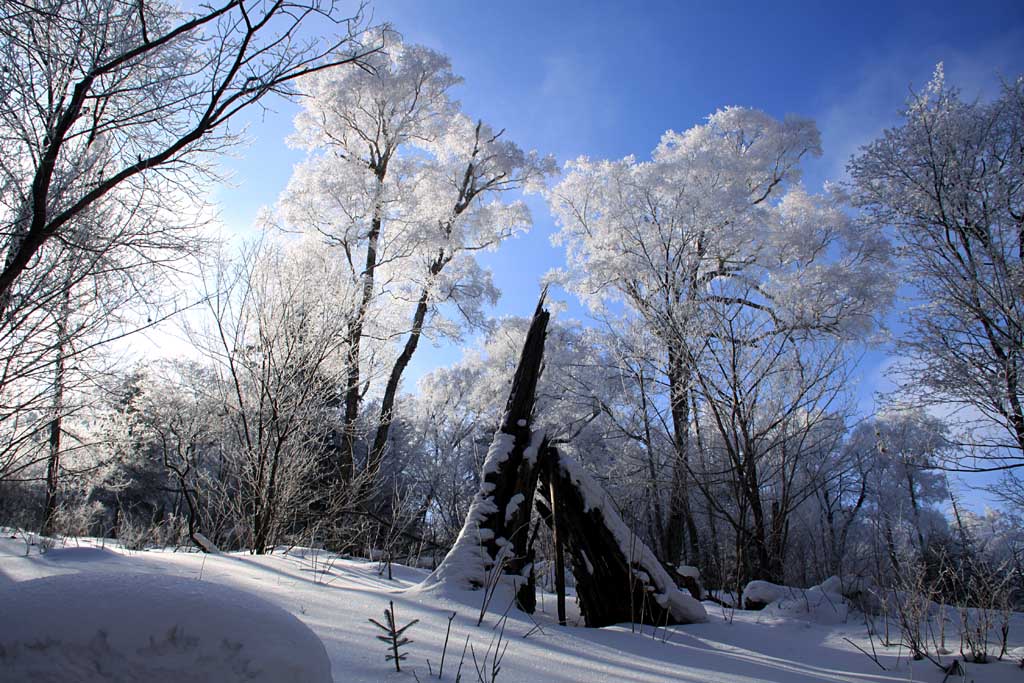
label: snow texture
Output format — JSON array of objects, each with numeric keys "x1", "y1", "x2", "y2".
[
  {"x1": 0, "y1": 571, "x2": 331, "y2": 682},
  {"x1": 3, "y1": 537, "x2": 1024, "y2": 682},
  {"x1": 555, "y1": 453, "x2": 708, "y2": 624}
]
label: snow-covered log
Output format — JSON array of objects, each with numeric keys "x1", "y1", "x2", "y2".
[{"x1": 538, "y1": 446, "x2": 707, "y2": 626}]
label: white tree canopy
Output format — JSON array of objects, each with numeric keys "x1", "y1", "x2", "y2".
[{"x1": 549, "y1": 107, "x2": 892, "y2": 345}]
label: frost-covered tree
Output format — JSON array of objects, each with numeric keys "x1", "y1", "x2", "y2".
[
  {"x1": 690, "y1": 317, "x2": 853, "y2": 583},
  {"x1": 0, "y1": 0, "x2": 378, "y2": 308},
  {"x1": 0, "y1": 0, "x2": 381, "y2": 528},
  {"x1": 850, "y1": 67, "x2": 1024, "y2": 471},
  {"x1": 849, "y1": 410, "x2": 952, "y2": 575},
  {"x1": 280, "y1": 35, "x2": 555, "y2": 488},
  {"x1": 550, "y1": 108, "x2": 891, "y2": 565},
  {"x1": 188, "y1": 237, "x2": 355, "y2": 552},
  {"x1": 124, "y1": 362, "x2": 223, "y2": 549}
]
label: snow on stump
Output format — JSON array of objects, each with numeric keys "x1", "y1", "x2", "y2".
[
  {"x1": 0, "y1": 572, "x2": 332, "y2": 682},
  {"x1": 674, "y1": 565, "x2": 703, "y2": 600}
]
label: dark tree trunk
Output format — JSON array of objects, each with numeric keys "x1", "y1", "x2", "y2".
[
  {"x1": 339, "y1": 165, "x2": 388, "y2": 483},
  {"x1": 472, "y1": 295, "x2": 549, "y2": 611},
  {"x1": 366, "y1": 287, "x2": 431, "y2": 481},
  {"x1": 41, "y1": 288, "x2": 69, "y2": 536}
]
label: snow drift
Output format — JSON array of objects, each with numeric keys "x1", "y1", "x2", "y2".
[{"x1": 0, "y1": 571, "x2": 332, "y2": 682}]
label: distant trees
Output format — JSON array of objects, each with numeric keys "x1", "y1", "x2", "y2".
[
  {"x1": 850, "y1": 67, "x2": 1024, "y2": 472},
  {"x1": 189, "y1": 238, "x2": 354, "y2": 552},
  {"x1": 852, "y1": 411, "x2": 952, "y2": 572},
  {"x1": 690, "y1": 332, "x2": 852, "y2": 583}
]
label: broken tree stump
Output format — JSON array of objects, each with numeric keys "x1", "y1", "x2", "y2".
[
  {"x1": 416, "y1": 291, "x2": 706, "y2": 627},
  {"x1": 537, "y1": 445, "x2": 707, "y2": 627},
  {"x1": 417, "y1": 292, "x2": 549, "y2": 611}
]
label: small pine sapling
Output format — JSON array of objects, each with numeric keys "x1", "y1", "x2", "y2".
[{"x1": 369, "y1": 600, "x2": 420, "y2": 672}]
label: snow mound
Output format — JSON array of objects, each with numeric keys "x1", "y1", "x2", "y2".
[
  {"x1": 742, "y1": 580, "x2": 788, "y2": 609},
  {"x1": 0, "y1": 572, "x2": 331, "y2": 682},
  {"x1": 743, "y1": 577, "x2": 849, "y2": 624},
  {"x1": 763, "y1": 584, "x2": 849, "y2": 624}
]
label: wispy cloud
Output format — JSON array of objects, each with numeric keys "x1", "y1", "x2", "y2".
[{"x1": 812, "y1": 25, "x2": 1024, "y2": 186}]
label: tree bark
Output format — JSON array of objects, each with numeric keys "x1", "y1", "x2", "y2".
[{"x1": 664, "y1": 348, "x2": 699, "y2": 565}]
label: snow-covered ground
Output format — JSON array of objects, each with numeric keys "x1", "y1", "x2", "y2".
[{"x1": 1, "y1": 534, "x2": 1021, "y2": 682}]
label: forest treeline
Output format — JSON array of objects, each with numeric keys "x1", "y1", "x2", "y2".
[{"x1": 0, "y1": 1, "x2": 1022, "y2": 604}]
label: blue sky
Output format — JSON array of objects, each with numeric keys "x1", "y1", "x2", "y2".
[{"x1": 209, "y1": 0, "x2": 1024, "y2": 426}]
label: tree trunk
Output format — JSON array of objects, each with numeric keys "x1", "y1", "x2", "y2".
[
  {"x1": 664, "y1": 349, "x2": 699, "y2": 565},
  {"x1": 339, "y1": 170, "x2": 387, "y2": 482},
  {"x1": 41, "y1": 288, "x2": 70, "y2": 536},
  {"x1": 366, "y1": 287, "x2": 430, "y2": 481}
]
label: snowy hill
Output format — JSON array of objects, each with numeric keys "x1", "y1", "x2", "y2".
[{"x1": 1, "y1": 535, "x2": 1021, "y2": 682}]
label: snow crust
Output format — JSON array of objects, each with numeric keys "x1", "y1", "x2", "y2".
[{"x1": 0, "y1": 571, "x2": 332, "y2": 682}]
